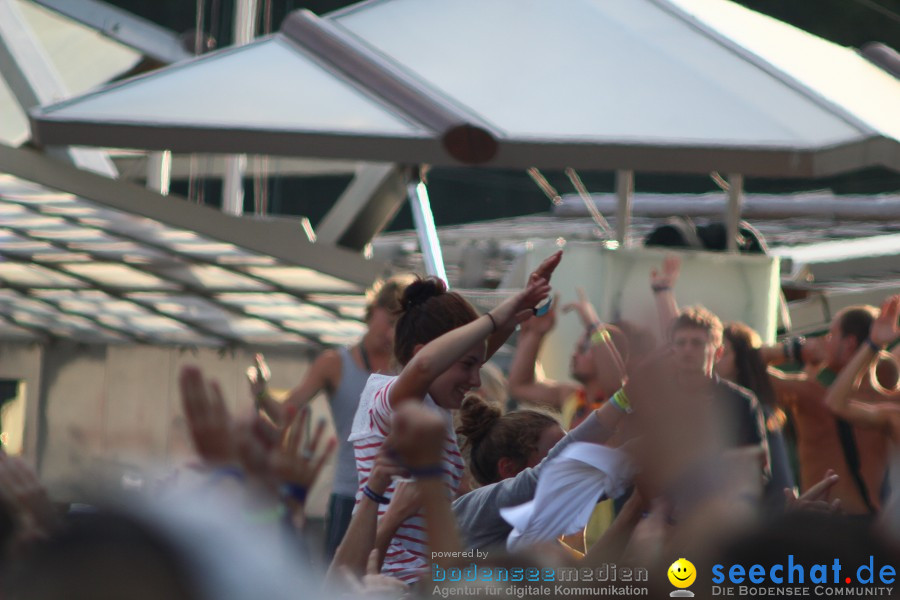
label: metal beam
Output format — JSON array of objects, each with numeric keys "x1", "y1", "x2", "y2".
[
  {"x1": 0, "y1": 0, "x2": 117, "y2": 177},
  {"x1": 407, "y1": 180, "x2": 448, "y2": 284},
  {"x1": 615, "y1": 169, "x2": 633, "y2": 247},
  {"x1": 726, "y1": 173, "x2": 744, "y2": 253},
  {"x1": 316, "y1": 163, "x2": 406, "y2": 251},
  {"x1": 30, "y1": 0, "x2": 191, "y2": 64},
  {"x1": 0, "y1": 143, "x2": 380, "y2": 286},
  {"x1": 146, "y1": 151, "x2": 172, "y2": 196}
]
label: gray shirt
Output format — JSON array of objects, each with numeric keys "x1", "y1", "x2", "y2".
[
  {"x1": 452, "y1": 411, "x2": 613, "y2": 550},
  {"x1": 331, "y1": 346, "x2": 372, "y2": 497}
]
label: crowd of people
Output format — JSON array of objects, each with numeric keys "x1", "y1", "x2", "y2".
[{"x1": 1, "y1": 250, "x2": 900, "y2": 599}]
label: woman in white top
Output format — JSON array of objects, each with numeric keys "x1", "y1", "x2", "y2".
[{"x1": 349, "y1": 251, "x2": 562, "y2": 584}]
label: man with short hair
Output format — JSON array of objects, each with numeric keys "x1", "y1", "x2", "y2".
[
  {"x1": 669, "y1": 306, "x2": 769, "y2": 455},
  {"x1": 763, "y1": 306, "x2": 889, "y2": 515}
]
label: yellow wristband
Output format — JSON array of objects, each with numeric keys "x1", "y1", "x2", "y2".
[
  {"x1": 590, "y1": 328, "x2": 611, "y2": 346},
  {"x1": 610, "y1": 388, "x2": 633, "y2": 414}
]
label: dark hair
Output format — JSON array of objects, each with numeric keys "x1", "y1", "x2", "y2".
[
  {"x1": 837, "y1": 306, "x2": 878, "y2": 346},
  {"x1": 456, "y1": 395, "x2": 559, "y2": 486},
  {"x1": 672, "y1": 305, "x2": 723, "y2": 346},
  {"x1": 723, "y1": 323, "x2": 784, "y2": 431},
  {"x1": 5, "y1": 511, "x2": 198, "y2": 600},
  {"x1": 393, "y1": 277, "x2": 479, "y2": 366}
]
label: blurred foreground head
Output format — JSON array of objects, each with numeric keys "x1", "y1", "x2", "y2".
[{"x1": 4, "y1": 487, "x2": 317, "y2": 600}]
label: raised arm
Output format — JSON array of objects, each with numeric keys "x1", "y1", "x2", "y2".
[
  {"x1": 508, "y1": 295, "x2": 575, "y2": 409},
  {"x1": 825, "y1": 295, "x2": 900, "y2": 431},
  {"x1": 328, "y1": 451, "x2": 405, "y2": 580},
  {"x1": 564, "y1": 287, "x2": 627, "y2": 386},
  {"x1": 389, "y1": 252, "x2": 561, "y2": 407},
  {"x1": 247, "y1": 351, "x2": 340, "y2": 426},
  {"x1": 650, "y1": 254, "x2": 681, "y2": 341}
]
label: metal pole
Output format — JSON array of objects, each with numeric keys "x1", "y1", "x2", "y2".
[
  {"x1": 615, "y1": 169, "x2": 634, "y2": 247},
  {"x1": 146, "y1": 151, "x2": 172, "y2": 196},
  {"x1": 222, "y1": 0, "x2": 258, "y2": 215},
  {"x1": 407, "y1": 180, "x2": 448, "y2": 285},
  {"x1": 726, "y1": 173, "x2": 743, "y2": 252}
]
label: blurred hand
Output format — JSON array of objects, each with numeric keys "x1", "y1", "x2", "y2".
[
  {"x1": 0, "y1": 450, "x2": 57, "y2": 535},
  {"x1": 498, "y1": 251, "x2": 562, "y2": 327},
  {"x1": 562, "y1": 287, "x2": 601, "y2": 329},
  {"x1": 246, "y1": 353, "x2": 271, "y2": 403},
  {"x1": 871, "y1": 295, "x2": 900, "y2": 347},
  {"x1": 784, "y1": 469, "x2": 841, "y2": 514},
  {"x1": 338, "y1": 550, "x2": 409, "y2": 598},
  {"x1": 268, "y1": 407, "x2": 337, "y2": 494},
  {"x1": 180, "y1": 366, "x2": 237, "y2": 466},
  {"x1": 519, "y1": 293, "x2": 559, "y2": 336},
  {"x1": 650, "y1": 254, "x2": 681, "y2": 289},
  {"x1": 388, "y1": 403, "x2": 446, "y2": 468}
]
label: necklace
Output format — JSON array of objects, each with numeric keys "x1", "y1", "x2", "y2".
[{"x1": 359, "y1": 341, "x2": 372, "y2": 373}]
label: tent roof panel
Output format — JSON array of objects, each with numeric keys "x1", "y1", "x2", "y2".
[
  {"x1": 36, "y1": 36, "x2": 426, "y2": 137},
  {"x1": 332, "y1": 0, "x2": 871, "y2": 147},
  {"x1": 0, "y1": 0, "x2": 140, "y2": 145},
  {"x1": 671, "y1": 0, "x2": 900, "y2": 141}
]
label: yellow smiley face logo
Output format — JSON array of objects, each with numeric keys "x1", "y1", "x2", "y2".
[{"x1": 668, "y1": 558, "x2": 696, "y2": 588}]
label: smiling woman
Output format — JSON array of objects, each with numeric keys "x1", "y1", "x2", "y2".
[{"x1": 347, "y1": 251, "x2": 562, "y2": 584}]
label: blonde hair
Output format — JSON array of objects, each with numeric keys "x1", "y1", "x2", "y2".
[{"x1": 364, "y1": 274, "x2": 415, "y2": 321}]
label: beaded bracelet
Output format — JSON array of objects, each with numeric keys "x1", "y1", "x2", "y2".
[
  {"x1": 865, "y1": 337, "x2": 882, "y2": 353},
  {"x1": 651, "y1": 285, "x2": 671, "y2": 293},
  {"x1": 363, "y1": 484, "x2": 390, "y2": 505}
]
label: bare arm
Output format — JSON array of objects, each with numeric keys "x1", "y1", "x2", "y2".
[
  {"x1": 328, "y1": 454, "x2": 404, "y2": 580},
  {"x1": 389, "y1": 251, "x2": 561, "y2": 407},
  {"x1": 508, "y1": 297, "x2": 574, "y2": 409},
  {"x1": 564, "y1": 288, "x2": 627, "y2": 387},
  {"x1": 650, "y1": 254, "x2": 681, "y2": 341},
  {"x1": 825, "y1": 295, "x2": 900, "y2": 431},
  {"x1": 248, "y1": 351, "x2": 340, "y2": 426},
  {"x1": 388, "y1": 404, "x2": 464, "y2": 563}
]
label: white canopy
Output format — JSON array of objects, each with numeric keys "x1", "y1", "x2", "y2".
[{"x1": 30, "y1": 0, "x2": 900, "y2": 176}]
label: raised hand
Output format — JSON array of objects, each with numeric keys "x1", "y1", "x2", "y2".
[
  {"x1": 268, "y1": 407, "x2": 337, "y2": 494},
  {"x1": 871, "y1": 295, "x2": 900, "y2": 348},
  {"x1": 650, "y1": 254, "x2": 681, "y2": 290},
  {"x1": 784, "y1": 469, "x2": 841, "y2": 514},
  {"x1": 520, "y1": 293, "x2": 559, "y2": 336},
  {"x1": 562, "y1": 287, "x2": 601, "y2": 329},
  {"x1": 180, "y1": 366, "x2": 237, "y2": 466},
  {"x1": 387, "y1": 402, "x2": 446, "y2": 468},
  {"x1": 245, "y1": 353, "x2": 271, "y2": 403},
  {"x1": 531, "y1": 249, "x2": 564, "y2": 283},
  {"x1": 0, "y1": 450, "x2": 57, "y2": 535}
]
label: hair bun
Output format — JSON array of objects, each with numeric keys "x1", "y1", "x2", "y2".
[
  {"x1": 400, "y1": 277, "x2": 447, "y2": 312},
  {"x1": 457, "y1": 395, "x2": 501, "y2": 449}
]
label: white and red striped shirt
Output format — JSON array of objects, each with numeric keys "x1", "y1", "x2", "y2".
[{"x1": 349, "y1": 374, "x2": 464, "y2": 584}]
